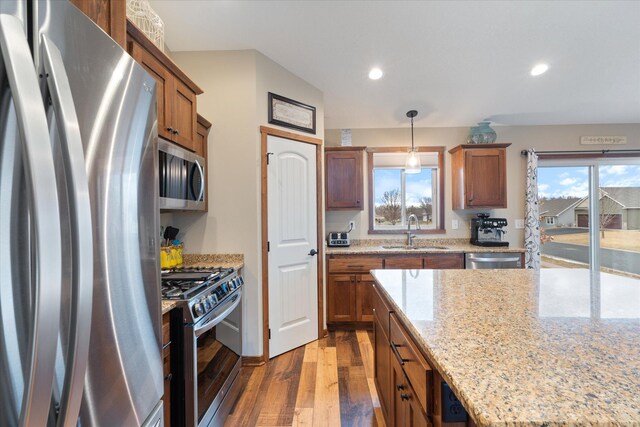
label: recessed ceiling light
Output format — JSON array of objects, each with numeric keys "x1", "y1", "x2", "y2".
[
  {"x1": 368, "y1": 68, "x2": 383, "y2": 80},
  {"x1": 530, "y1": 63, "x2": 549, "y2": 76}
]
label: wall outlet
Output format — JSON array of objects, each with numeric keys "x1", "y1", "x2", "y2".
[
  {"x1": 348, "y1": 221, "x2": 356, "y2": 231},
  {"x1": 515, "y1": 219, "x2": 525, "y2": 229},
  {"x1": 451, "y1": 219, "x2": 459, "y2": 230}
]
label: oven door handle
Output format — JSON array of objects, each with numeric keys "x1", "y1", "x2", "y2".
[{"x1": 194, "y1": 292, "x2": 241, "y2": 338}]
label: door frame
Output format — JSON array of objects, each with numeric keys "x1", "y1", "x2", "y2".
[{"x1": 260, "y1": 126, "x2": 324, "y2": 362}]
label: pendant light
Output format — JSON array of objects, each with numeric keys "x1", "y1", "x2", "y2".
[{"x1": 405, "y1": 110, "x2": 421, "y2": 174}]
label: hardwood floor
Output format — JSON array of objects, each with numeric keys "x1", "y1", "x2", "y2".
[{"x1": 225, "y1": 330, "x2": 386, "y2": 427}]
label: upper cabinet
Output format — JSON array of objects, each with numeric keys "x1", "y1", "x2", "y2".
[
  {"x1": 449, "y1": 143, "x2": 511, "y2": 210},
  {"x1": 325, "y1": 147, "x2": 365, "y2": 210},
  {"x1": 126, "y1": 20, "x2": 203, "y2": 152},
  {"x1": 70, "y1": 0, "x2": 126, "y2": 47}
]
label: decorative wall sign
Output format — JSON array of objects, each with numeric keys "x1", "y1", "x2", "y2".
[
  {"x1": 580, "y1": 136, "x2": 627, "y2": 145},
  {"x1": 268, "y1": 92, "x2": 316, "y2": 134},
  {"x1": 341, "y1": 129, "x2": 352, "y2": 146}
]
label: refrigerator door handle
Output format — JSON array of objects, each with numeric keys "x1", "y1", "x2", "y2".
[
  {"x1": 0, "y1": 14, "x2": 62, "y2": 427},
  {"x1": 41, "y1": 35, "x2": 94, "y2": 427}
]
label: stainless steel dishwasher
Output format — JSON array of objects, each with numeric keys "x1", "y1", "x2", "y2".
[{"x1": 465, "y1": 252, "x2": 522, "y2": 269}]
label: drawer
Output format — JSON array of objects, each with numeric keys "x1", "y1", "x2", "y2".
[
  {"x1": 384, "y1": 256, "x2": 423, "y2": 269},
  {"x1": 328, "y1": 257, "x2": 383, "y2": 273},
  {"x1": 424, "y1": 253, "x2": 464, "y2": 269},
  {"x1": 372, "y1": 282, "x2": 392, "y2": 339},
  {"x1": 390, "y1": 313, "x2": 432, "y2": 415}
]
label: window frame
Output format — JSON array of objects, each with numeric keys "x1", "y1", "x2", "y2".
[{"x1": 367, "y1": 146, "x2": 445, "y2": 234}]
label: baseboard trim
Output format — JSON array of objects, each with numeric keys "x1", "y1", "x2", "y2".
[
  {"x1": 327, "y1": 322, "x2": 373, "y2": 331},
  {"x1": 242, "y1": 356, "x2": 266, "y2": 367}
]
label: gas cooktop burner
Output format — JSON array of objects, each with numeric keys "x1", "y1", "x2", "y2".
[{"x1": 161, "y1": 267, "x2": 236, "y2": 301}]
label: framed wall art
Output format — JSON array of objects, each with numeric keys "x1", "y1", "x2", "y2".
[{"x1": 268, "y1": 92, "x2": 316, "y2": 134}]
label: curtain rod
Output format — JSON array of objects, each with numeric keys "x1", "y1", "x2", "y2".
[{"x1": 520, "y1": 149, "x2": 640, "y2": 156}]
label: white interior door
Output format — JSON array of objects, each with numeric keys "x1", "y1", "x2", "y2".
[{"x1": 267, "y1": 135, "x2": 318, "y2": 358}]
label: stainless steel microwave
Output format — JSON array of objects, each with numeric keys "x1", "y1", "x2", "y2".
[{"x1": 159, "y1": 139, "x2": 206, "y2": 211}]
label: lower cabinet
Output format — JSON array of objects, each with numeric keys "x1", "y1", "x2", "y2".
[
  {"x1": 374, "y1": 291, "x2": 431, "y2": 427},
  {"x1": 327, "y1": 273, "x2": 374, "y2": 324},
  {"x1": 327, "y1": 253, "x2": 464, "y2": 328},
  {"x1": 391, "y1": 352, "x2": 431, "y2": 427},
  {"x1": 374, "y1": 315, "x2": 391, "y2": 420}
]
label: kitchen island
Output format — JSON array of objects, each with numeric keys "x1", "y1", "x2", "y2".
[{"x1": 370, "y1": 268, "x2": 640, "y2": 427}]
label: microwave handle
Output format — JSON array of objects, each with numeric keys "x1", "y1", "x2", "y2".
[{"x1": 194, "y1": 159, "x2": 205, "y2": 202}]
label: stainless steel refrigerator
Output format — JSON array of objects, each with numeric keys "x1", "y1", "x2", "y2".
[{"x1": 0, "y1": 1, "x2": 163, "y2": 426}]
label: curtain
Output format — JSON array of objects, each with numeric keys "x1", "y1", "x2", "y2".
[{"x1": 524, "y1": 149, "x2": 540, "y2": 270}]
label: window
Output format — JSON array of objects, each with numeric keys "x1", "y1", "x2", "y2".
[
  {"x1": 545, "y1": 216, "x2": 555, "y2": 225},
  {"x1": 538, "y1": 157, "x2": 640, "y2": 277},
  {"x1": 367, "y1": 147, "x2": 445, "y2": 234}
]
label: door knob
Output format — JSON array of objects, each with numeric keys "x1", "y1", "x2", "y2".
[{"x1": 308, "y1": 249, "x2": 318, "y2": 256}]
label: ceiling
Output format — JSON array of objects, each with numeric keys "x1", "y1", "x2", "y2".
[{"x1": 149, "y1": 1, "x2": 640, "y2": 129}]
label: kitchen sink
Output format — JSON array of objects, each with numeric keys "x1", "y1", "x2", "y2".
[{"x1": 381, "y1": 245, "x2": 448, "y2": 250}]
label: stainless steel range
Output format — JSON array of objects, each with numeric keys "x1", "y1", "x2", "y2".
[{"x1": 162, "y1": 267, "x2": 243, "y2": 427}]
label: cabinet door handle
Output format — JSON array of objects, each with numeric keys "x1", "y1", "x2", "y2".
[
  {"x1": 390, "y1": 341, "x2": 409, "y2": 365},
  {"x1": 167, "y1": 126, "x2": 174, "y2": 132},
  {"x1": 164, "y1": 373, "x2": 172, "y2": 381},
  {"x1": 396, "y1": 384, "x2": 405, "y2": 391},
  {"x1": 400, "y1": 393, "x2": 410, "y2": 401},
  {"x1": 174, "y1": 129, "x2": 180, "y2": 135}
]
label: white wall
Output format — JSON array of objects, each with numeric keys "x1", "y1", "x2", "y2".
[
  {"x1": 325, "y1": 124, "x2": 640, "y2": 246},
  {"x1": 166, "y1": 50, "x2": 323, "y2": 357}
]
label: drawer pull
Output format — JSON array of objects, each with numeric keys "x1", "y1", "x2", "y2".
[
  {"x1": 390, "y1": 341, "x2": 409, "y2": 365},
  {"x1": 348, "y1": 265, "x2": 364, "y2": 268},
  {"x1": 164, "y1": 373, "x2": 172, "y2": 381}
]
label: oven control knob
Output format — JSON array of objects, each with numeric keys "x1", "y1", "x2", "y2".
[
  {"x1": 239, "y1": 276, "x2": 244, "y2": 285},
  {"x1": 230, "y1": 279, "x2": 237, "y2": 289},
  {"x1": 211, "y1": 294, "x2": 218, "y2": 305},
  {"x1": 207, "y1": 295, "x2": 215, "y2": 305},
  {"x1": 203, "y1": 299, "x2": 211, "y2": 311},
  {"x1": 194, "y1": 303, "x2": 204, "y2": 316}
]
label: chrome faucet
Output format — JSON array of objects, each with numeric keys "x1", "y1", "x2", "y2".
[{"x1": 406, "y1": 214, "x2": 421, "y2": 246}]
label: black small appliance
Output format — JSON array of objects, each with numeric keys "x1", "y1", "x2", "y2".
[{"x1": 470, "y1": 213, "x2": 509, "y2": 247}]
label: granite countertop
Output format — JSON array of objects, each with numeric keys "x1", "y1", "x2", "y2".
[
  {"x1": 326, "y1": 238, "x2": 525, "y2": 255},
  {"x1": 161, "y1": 300, "x2": 177, "y2": 315},
  {"x1": 370, "y1": 268, "x2": 640, "y2": 426},
  {"x1": 181, "y1": 253, "x2": 244, "y2": 270}
]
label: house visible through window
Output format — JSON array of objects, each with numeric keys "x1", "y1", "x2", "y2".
[
  {"x1": 538, "y1": 159, "x2": 640, "y2": 278},
  {"x1": 368, "y1": 148, "x2": 444, "y2": 233}
]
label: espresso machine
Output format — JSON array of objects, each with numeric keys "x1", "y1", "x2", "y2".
[{"x1": 470, "y1": 213, "x2": 509, "y2": 247}]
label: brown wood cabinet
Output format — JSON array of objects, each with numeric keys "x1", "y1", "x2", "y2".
[
  {"x1": 373, "y1": 282, "x2": 393, "y2": 421},
  {"x1": 327, "y1": 256, "x2": 382, "y2": 327},
  {"x1": 327, "y1": 273, "x2": 374, "y2": 323},
  {"x1": 373, "y1": 280, "x2": 476, "y2": 427},
  {"x1": 127, "y1": 20, "x2": 203, "y2": 152},
  {"x1": 374, "y1": 285, "x2": 431, "y2": 427},
  {"x1": 327, "y1": 274, "x2": 356, "y2": 322},
  {"x1": 355, "y1": 274, "x2": 375, "y2": 322},
  {"x1": 70, "y1": 0, "x2": 126, "y2": 47},
  {"x1": 162, "y1": 311, "x2": 172, "y2": 425},
  {"x1": 325, "y1": 147, "x2": 365, "y2": 210},
  {"x1": 196, "y1": 114, "x2": 211, "y2": 211},
  {"x1": 195, "y1": 114, "x2": 211, "y2": 158},
  {"x1": 383, "y1": 253, "x2": 465, "y2": 270},
  {"x1": 327, "y1": 253, "x2": 464, "y2": 328},
  {"x1": 449, "y1": 144, "x2": 511, "y2": 210}
]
